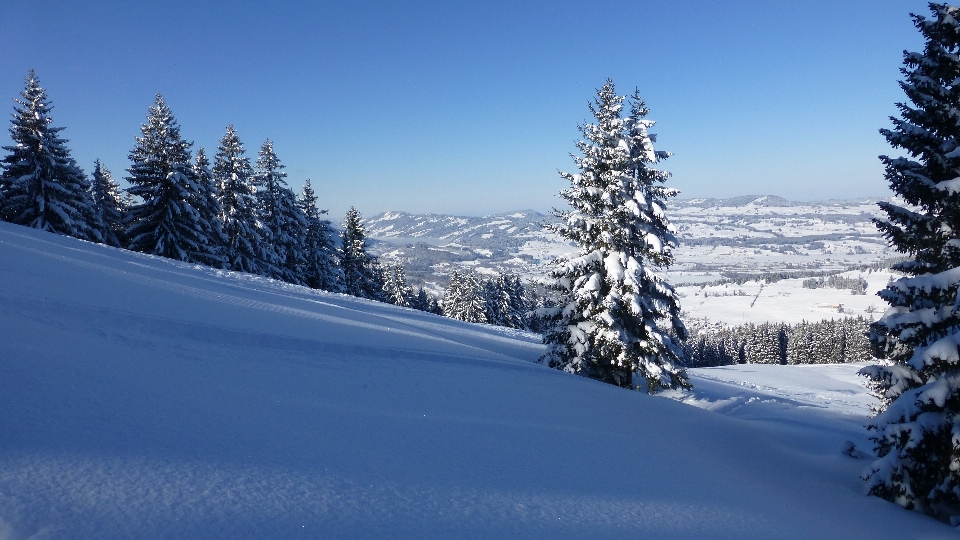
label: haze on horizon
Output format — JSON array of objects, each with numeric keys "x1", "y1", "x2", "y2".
[{"x1": 0, "y1": 0, "x2": 928, "y2": 219}]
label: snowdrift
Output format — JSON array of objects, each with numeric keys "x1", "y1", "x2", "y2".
[{"x1": 0, "y1": 222, "x2": 952, "y2": 539}]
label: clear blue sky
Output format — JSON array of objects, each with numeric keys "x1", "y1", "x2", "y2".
[{"x1": 0, "y1": 0, "x2": 931, "y2": 218}]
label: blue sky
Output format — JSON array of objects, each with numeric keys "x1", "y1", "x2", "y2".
[{"x1": 0, "y1": 0, "x2": 931, "y2": 218}]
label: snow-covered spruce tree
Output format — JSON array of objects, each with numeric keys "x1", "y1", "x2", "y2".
[
  {"x1": 539, "y1": 80, "x2": 688, "y2": 391},
  {"x1": 0, "y1": 71, "x2": 101, "y2": 242},
  {"x1": 482, "y1": 273, "x2": 528, "y2": 328},
  {"x1": 340, "y1": 206, "x2": 383, "y2": 300},
  {"x1": 845, "y1": 316, "x2": 873, "y2": 363},
  {"x1": 384, "y1": 264, "x2": 412, "y2": 307},
  {"x1": 506, "y1": 274, "x2": 530, "y2": 329},
  {"x1": 443, "y1": 271, "x2": 488, "y2": 323},
  {"x1": 255, "y1": 140, "x2": 307, "y2": 284},
  {"x1": 298, "y1": 179, "x2": 342, "y2": 291},
  {"x1": 124, "y1": 95, "x2": 219, "y2": 265},
  {"x1": 213, "y1": 125, "x2": 276, "y2": 275},
  {"x1": 89, "y1": 159, "x2": 128, "y2": 247},
  {"x1": 483, "y1": 277, "x2": 506, "y2": 326},
  {"x1": 860, "y1": 3, "x2": 960, "y2": 518},
  {"x1": 442, "y1": 270, "x2": 465, "y2": 318},
  {"x1": 411, "y1": 286, "x2": 433, "y2": 312},
  {"x1": 192, "y1": 148, "x2": 227, "y2": 264}
]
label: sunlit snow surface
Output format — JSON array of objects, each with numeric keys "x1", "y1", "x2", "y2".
[{"x1": 0, "y1": 222, "x2": 953, "y2": 539}]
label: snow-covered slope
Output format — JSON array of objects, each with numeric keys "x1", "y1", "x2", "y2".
[{"x1": 0, "y1": 222, "x2": 952, "y2": 539}]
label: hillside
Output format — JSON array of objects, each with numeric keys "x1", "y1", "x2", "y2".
[{"x1": 0, "y1": 222, "x2": 952, "y2": 539}]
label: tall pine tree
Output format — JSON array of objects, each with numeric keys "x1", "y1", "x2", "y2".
[
  {"x1": 213, "y1": 125, "x2": 274, "y2": 275},
  {"x1": 192, "y1": 148, "x2": 227, "y2": 264},
  {"x1": 0, "y1": 71, "x2": 101, "y2": 242},
  {"x1": 298, "y1": 179, "x2": 342, "y2": 291},
  {"x1": 539, "y1": 80, "x2": 688, "y2": 392},
  {"x1": 124, "y1": 95, "x2": 219, "y2": 265},
  {"x1": 861, "y1": 3, "x2": 960, "y2": 518},
  {"x1": 340, "y1": 206, "x2": 383, "y2": 300},
  {"x1": 383, "y1": 264, "x2": 412, "y2": 307},
  {"x1": 89, "y1": 159, "x2": 128, "y2": 247},
  {"x1": 254, "y1": 140, "x2": 306, "y2": 284}
]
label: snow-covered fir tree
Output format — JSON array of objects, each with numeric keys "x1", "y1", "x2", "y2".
[
  {"x1": 192, "y1": 148, "x2": 227, "y2": 263},
  {"x1": 483, "y1": 277, "x2": 507, "y2": 326},
  {"x1": 89, "y1": 159, "x2": 128, "y2": 247},
  {"x1": 124, "y1": 95, "x2": 220, "y2": 265},
  {"x1": 443, "y1": 271, "x2": 488, "y2": 323},
  {"x1": 539, "y1": 80, "x2": 688, "y2": 391},
  {"x1": 213, "y1": 125, "x2": 276, "y2": 275},
  {"x1": 340, "y1": 206, "x2": 383, "y2": 300},
  {"x1": 0, "y1": 71, "x2": 101, "y2": 242},
  {"x1": 860, "y1": 3, "x2": 960, "y2": 518},
  {"x1": 442, "y1": 271, "x2": 466, "y2": 319},
  {"x1": 745, "y1": 323, "x2": 783, "y2": 365},
  {"x1": 410, "y1": 286, "x2": 439, "y2": 313},
  {"x1": 254, "y1": 140, "x2": 306, "y2": 284},
  {"x1": 503, "y1": 274, "x2": 529, "y2": 329},
  {"x1": 481, "y1": 273, "x2": 528, "y2": 329},
  {"x1": 786, "y1": 321, "x2": 815, "y2": 364},
  {"x1": 298, "y1": 179, "x2": 342, "y2": 291},
  {"x1": 844, "y1": 317, "x2": 873, "y2": 363},
  {"x1": 383, "y1": 264, "x2": 412, "y2": 307}
]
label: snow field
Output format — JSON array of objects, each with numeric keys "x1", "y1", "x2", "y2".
[
  {"x1": 0, "y1": 222, "x2": 953, "y2": 539},
  {"x1": 674, "y1": 269, "x2": 894, "y2": 324}
]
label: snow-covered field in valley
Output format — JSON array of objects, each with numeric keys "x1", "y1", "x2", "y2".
[{"x1": 0, "y1": 222, "x2": 953, "y2": 539}]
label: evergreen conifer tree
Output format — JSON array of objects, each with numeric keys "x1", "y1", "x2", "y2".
[
  {"x1": 124, "y1": 95, "x2": 218, "y2": 265},
  {"x1": 192, "y1": 148, "x2": 227, "y2": 264},
  {"x1": 539, "y1": 80, "x2": 688, "y2": 391},
  {"x1": 89, "y1": 159, "x2": 128, "y2": 247},
  {"x1": 411, "y1": 287, "x2": 432, "y2": 312},
  {"x1": 483, "y1": 277, "x2": 506, "y2": 326},
  {"x1": 298, "y1": 179, "x2": 342, "y2": 291},
  {"x1": 442, "y1": 270, "x2": 465, "y2": 319},
  {"x1": 462, "y1": 272, "x2": 489, "y2": 323},
  {"x1": 0, "y1": 71, "x2": 101, "y2": 242},
  {"x1": 254, "y1": 140, "x2": 306, "y2": 284},
  {"x1": 506, "y1": 275, "x2": 530, "y2": 329},
  {"x1": 340, "y1": 206, "x2": 383, "y2": 300},
  {"x1": 213, "y1": 125, "x2": 274, "y2": 275},
  {"x1": 845, "y1": 316, "x2": 873, "y2": 363},
  {"x1": 860, "y1": 3, "x2": 960, "y2": 517},
  {"x1": 384, "y1": 264, "x2": 412, "y2": 307},
  {"x1": 444, "y1": 271, "x2": 487, "y2": 323}
]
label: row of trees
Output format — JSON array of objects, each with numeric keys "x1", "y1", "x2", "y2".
[
  {"x1": 441, "y1": 271, "x2": 528, "y2": 328},
  {"x1": 0, "y1": 72, "x2": 414, "y2": 305},
  {"x1": 0, "y1": 73, "x2": 544, "y2": 333},
  {"x1": 801, "y1": 274, "x2": 869, "y2": 295},
  {"x1": 681, "y1": 317, "x2": 873, "y2": 368}
]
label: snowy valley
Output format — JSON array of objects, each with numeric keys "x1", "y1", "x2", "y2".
[{"x1": 367, "y1": 195, "x2": 899, "y2": 324}]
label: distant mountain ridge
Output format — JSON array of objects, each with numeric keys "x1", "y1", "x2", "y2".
[
  {"x1": 677, "y1": 195, "x2": 797, "y2": 208},
  {"x1": 364, "y1": 209, "x2": 551, "y2": 249},
  {"x1": 364, "y1": 196, "x2": 895, "y2": 290},
  {"x1": 364, "y1": 196, "x2": 889, "y2": 243},
  {"x1": 673, "y1": 195, "x2": 887, "y2": 208}
]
